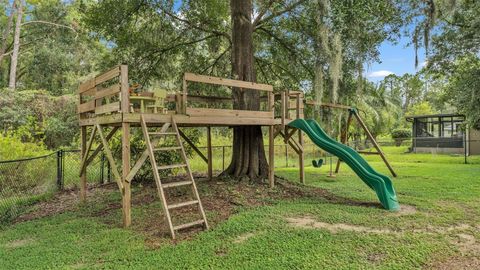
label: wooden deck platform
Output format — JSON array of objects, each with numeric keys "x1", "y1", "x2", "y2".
[
  {"x1": 79, "y1": 112, "x2": 301, "y2": 127},
  {"x1": 77, "y1": 65, "x2": 304, "y2": 128}
]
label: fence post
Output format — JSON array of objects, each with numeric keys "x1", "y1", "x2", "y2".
[
  {"x1": 100, "y1": 153, "x2": 105, "y2": 184},
  {"x1": 222, "y1": 146, "x2": 225, "y2": 171},
  {"x1": 56, "y1": 150, "x2": 63, "y2": 190},
  {"x1": 107, "y1": 158, "x2": 111, "y2": 183},
  {"x1": 285, "y1": 144, "x2": 288, "y2": 167}
]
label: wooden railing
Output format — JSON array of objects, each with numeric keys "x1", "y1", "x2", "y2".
[
  {"x1": 77, "y1": 65, "x2": 129, "y2": 120},
  {"x1": 181, "y1": 73, "x2": 275, "y2": 121},
  {"x1": 279, "y1": 90, "x2": 304, "y2": 128}
]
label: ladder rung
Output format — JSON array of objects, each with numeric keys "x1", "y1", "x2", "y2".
[
  {"x1": 154, "y1": 146, "x2": 182, "y2": 151},
  {"x1": 168, "y1": 200, "x2": 199, "y2": 210},
  {"x1": 173, "y1": 219, "x2": 205, "y2": 231},
  {"x1": 149, "y1": 132, "x2": 176, "y2": 136},
  {"x1": 157, "y1": 164, "x2": 187, "y2": 170},
  {"x1": 162, "y1": 180, "x2": 192, "y2": 188}
]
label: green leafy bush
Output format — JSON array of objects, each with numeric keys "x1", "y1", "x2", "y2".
[
  {"x1": 0, "y1": 88, "x2": 78, "y2": 149},
  {"x1": 0, "y1": 133, "x2": 49, "y2": 160},
  {"x1": 391, "y1": 129, "x2": 411, "y2": 146}
]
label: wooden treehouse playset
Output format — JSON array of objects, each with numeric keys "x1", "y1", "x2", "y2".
[{"x1": 77, "y1": 65, "x2": 398, "y2": 239}]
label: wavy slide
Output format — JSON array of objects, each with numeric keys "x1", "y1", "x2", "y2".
[{"x1": 288, "y1": 118, "x2": 399, "y2": 211}]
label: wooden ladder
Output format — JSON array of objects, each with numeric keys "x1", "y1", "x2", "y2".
[{"x1": 140, "y1": 115, "x2": 209, "y2": 239}]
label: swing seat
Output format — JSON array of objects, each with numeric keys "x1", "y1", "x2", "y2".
[{"x1": 312, "y1": 158, "x2": 324, "y2": 168}]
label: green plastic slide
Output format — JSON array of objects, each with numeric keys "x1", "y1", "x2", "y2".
[{"x1": 288, "y1": 118, "x2": 400, "y2": 211}]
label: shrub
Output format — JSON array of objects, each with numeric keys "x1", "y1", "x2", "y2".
[
  {"x1": 0, "y1": 133, "x2": 49, "y2": 160},
  {"x1": 0, "y1": 88, "x2": 78, "y2": 149},
  {"x1": 391, "y1": 129, "x2": 411, "y2": 146}
]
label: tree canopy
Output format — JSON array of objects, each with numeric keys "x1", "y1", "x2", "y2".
[{"x1": 0, "y1": 0, "x2": 479, "y2": 151}]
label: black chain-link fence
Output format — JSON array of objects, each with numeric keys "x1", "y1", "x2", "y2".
[
  {"x1": 0, "y1": 149, "x2": 107, "y2": 223},
  {"x1": 0, "y1": 153, "x2": 57, "y2": 222}
]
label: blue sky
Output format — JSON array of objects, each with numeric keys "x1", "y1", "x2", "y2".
[{"x1": 365, "y1": 35, "x2": 426, "y2": 83}]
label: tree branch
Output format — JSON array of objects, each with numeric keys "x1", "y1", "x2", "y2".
[
  {"x1": 252, "y1": 0, "x2": 276, "y2": 27},
  {"x1": 160, "y1": 7, "x2": 231, "y2": 44},
  {"x1": 201, "y1": 44, "x2": 232, "y2": 74},
  {"x1": 21, "y1": 20, "x2": 78, "y2": 38},
  {"x1": 255, "y1": 0, "x2": 307, "y2": 29},
  {"x1": 257, "y1": 26, "x2": 312, "y2": 76}
]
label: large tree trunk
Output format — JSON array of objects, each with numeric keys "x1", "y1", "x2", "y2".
[
  {"x1": 9, "y1": 0, "x2": 23, "y2": 90},
  {"x1": 222, "y1": 0, "x2": 268, "y2": 180}
]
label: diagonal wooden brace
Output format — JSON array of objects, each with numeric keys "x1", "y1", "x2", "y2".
[
  {"x1": 96, "y1": 124, "x2": 123, "y2": 191},
  {"x1": 81, "y1": 127, "x2": 119, "y2": 176},
  {"x1": 79, "y1": 125, "x2": 97, "y2": 176},
  {"x1": 284, "y1": 128, "x2": 297, "y2": 143},
  {"x1": 179, "y1": 129, "x2": 208, "y2": 164},
  {"x1": 85, "y1": 127, "x2": 119, "y2": 166},
  {"x1": 280, "y1": 130, "x2": 303, "y2": 154},
  {"x1": 125, "y1": 122, "x2": 171, "y2": 183}
]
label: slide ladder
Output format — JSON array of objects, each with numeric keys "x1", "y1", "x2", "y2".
[
  {"x1": 141, "y1": 115, "x2": 209, "y2": 239},
  {"x1": 288, "y1": 118, "x2": 399, "y2": 211}
]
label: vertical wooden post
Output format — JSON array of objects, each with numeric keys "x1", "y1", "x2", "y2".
[
  {"x1": 335, "y1": 110, "x2": 353, "y2": 173},
  {"x1": 120, "y1": 65, "x2": 131, "y2": 227},
  {"x1": 296, "y1": 93, "x2": 305, "y2": 184},
  {"x1": 207, "y1": 126, "x2": 213, "y2": 180},
  {"x1": 80, "y1": 126, "x2": 87, "y2": 201},
  {"x1": 281, "y1": 91, "x2": 286, "y2": 130},
  {"x1": 268, "y1": 125, "x2": 275, "y2": 188},
  {"x1": 122, "y1": 123, "x2": 131, "y2": 227},
  {"x1": 175, "y1": 93, "x2": 182, "y2": 114},
  {"x1": 120, "y1": 65, "x2": 130, "y2": 113},
  {"x1": 182, "y1": 75, "x2": 188, "y2": 114},
  {"x1": 298, "y1": 130, "x2": 305, "y2": 184}
]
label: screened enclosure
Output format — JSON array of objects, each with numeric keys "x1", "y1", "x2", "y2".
[{"x1": 406, "y1": 113, "x2": 466, "y2": 152}]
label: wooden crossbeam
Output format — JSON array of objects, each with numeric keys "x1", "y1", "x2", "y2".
[
  {"x1": 96, "y1": 124, "x2": 123, "y2": 190},
  {"x1": 79, "y1": 126, "x2": 97, "y2": 176}
]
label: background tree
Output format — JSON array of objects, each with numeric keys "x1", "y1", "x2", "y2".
[{"x1": 8, "y1": 0, "x2": 23, "y2": 89}]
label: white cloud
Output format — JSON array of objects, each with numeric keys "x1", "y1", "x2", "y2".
[{"x1": 368, "y1": 70, "x2": 394, "y2": 78}]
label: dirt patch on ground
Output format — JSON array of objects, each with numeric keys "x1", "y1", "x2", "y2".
[
  {"x1": 4, "y1": 238, "x2": 35, "y2": 248},
  {"x1": 233, "y1": 232, "x2": 256, "y2": 243},
  {"x1": 286, "y1": 216, "x2": 397, "y2": 234},
  {"x1": 13, "y1": 186, "x2": 116, "y2": 224},
  {"x1": 14, "y1": 190, "x2": 80, "y2": 223},
  {"x1": 393, "y1": 204, "x2": 417, "y2": 216},
  {"x1": 427, "y1": 256, "x2": 480, "y2": 270}
]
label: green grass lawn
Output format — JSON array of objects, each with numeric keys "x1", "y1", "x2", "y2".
[{"x1": 1, "y1": 147, "x2": 479, "y2": 269}]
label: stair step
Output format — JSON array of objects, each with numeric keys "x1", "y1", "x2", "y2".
[
  {"x1": 162, "y1": 180, "x2": 192, "y2": 188},
  {"x1": 154, "y1": 146, "x2": 182, "y2": 151},
  {"x1": 168, "y1": 200, "x2": 199, "y2": 210},
  {"x1": 157, "y1": 164, "x2": 187, "y2": 170},
  {"x1": 149, "y1": 132, "x2": 176, "y2": 136},
  {"x1": 173, "y1": 219, "x2": 205, "y2": 231}
]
